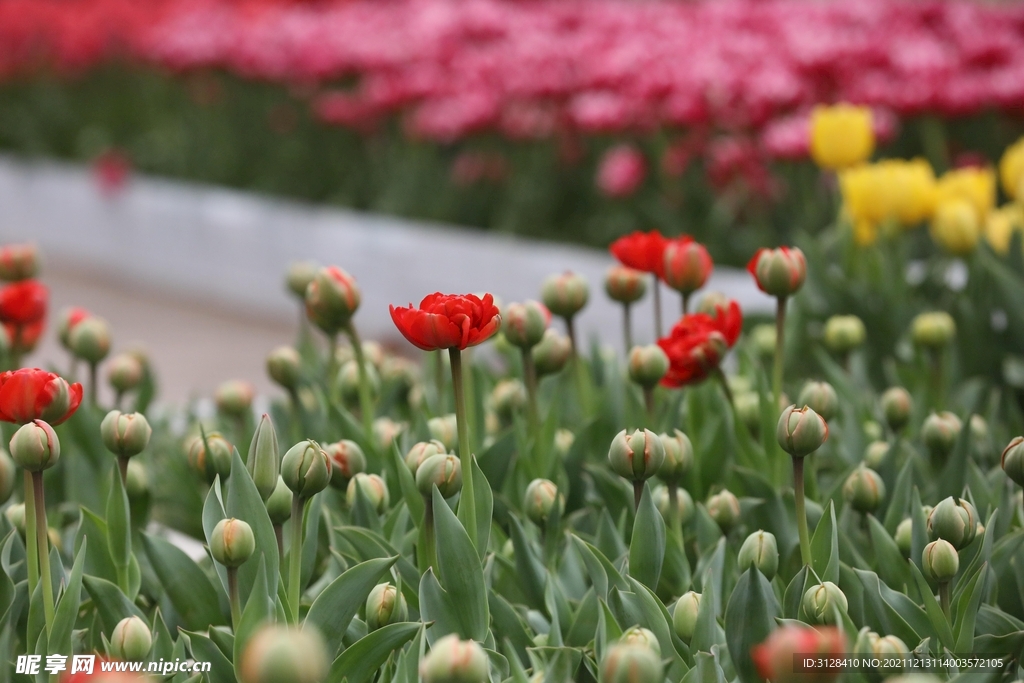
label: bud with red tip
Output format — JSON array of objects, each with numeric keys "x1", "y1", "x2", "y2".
[
  {"x1": 365, "y1": 582, "x2": 408, "y2": 631},
  {"x1": 0, "y1": 244, "x2": 40, "y2": 281},
  {"x1": 57, "y1": 307, "x2": 90, "y2": 351},
  {"x1": 605, "y1": 266, "x2": 647, "y2": 304},
  {"x1": 922, "y1": 412, "x2": 962, "y2": 459},
  {"x1": 658, "y1": 429, "x2": 693, "y2": 483},
  {"x1": 523, "y1": 478, "x2": 564, "y2": 526},
  {"x1": 662, "y1": 236, "x2": 713, "y2": 296},
  {"x1": 210, "y1": 518, "x2": 255, "y2": 568},
  {"x1": 628, "y1": 345, "x2": 669, "y2": 388},
  {"x1": 305, "y1": 266, "x2": 361, "y2": 335},
  {"x1": 325, "y1": 439, "x2": 366, "y2": 490},
  {"x1": 502, "y1": 301, "x2": 549, "y2": 349},
  {"x1": 776, "y1": 405, "x2": 829, "y2": 457},
  {"x1": 404, "y1": 440, "x2": 447, "y2": 474},
  {"x1": 282, "y1": 440, "x2": 331, "y2": 498},
  {"x1": 239, "y1": 625, "x2": 328, "y2": 683},
  {"x1": 347, "y1": 473, "x2": 389, "y2": 512},
  {"x1": 842, "y1": 467, "x2": 885, "y2": 513},
  {"x1": 68, "y1": 316, "x2": 111, "y2": 364},
  {"x1": 797, "y1": 381, "x2": 838, "y2": 422},
  {"x1": 216, "y1": 380, "x2": 255, "y2": 418},
  {"x1": 101, "y1": 411, "x2": 152, "y2": 459},
  {"x1": 600, "y1": 643, "x2": 663, "y2": 683},
  {"x1": 419, "y1": 635, "x2": 488, "y2": 683},
  {"x1": 188, "y1": 432, "x2": 233, "y2": 483},
  {"x1": 267, "y1": 346, "x2": 302, "y2": 391},
  {"x1": 881, "y1": 387, "x2": 913, "y2": 432},
  {"x1": 747, "y1": 247, "x2": 807, "y2": 298},
  {"x1": 608, "y1": 429, "x2": 665, "y2": 482},
  {"x1": 751, "y1": 625, "x2": 846, "y2": 683},
  {"x1": 416, "y1": 453, "x2": 462, "y2": 498},
  {"x1": 10, "y1": 420, "x2": 60, "y2": 471},
  {"x1": 927, "y1": 496, "x2": 978, "y2": 549},
  {"x1": 541, "y1": 271, "x2": 589, "y2": 319},
  {"x1": 107, "y1": 353, "x2": 144, "y2": 395}
]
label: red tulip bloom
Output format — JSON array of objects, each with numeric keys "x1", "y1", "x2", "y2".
[
  {"x1": 705, "y1": 299, "x2": 743, "y2": 347},
  {"x1": 657, "y1": 314, "x2": 729, "y2": 387},
  {"x1": 5, "y1": 320, "x2": 44, "y2": 354},
  {"x1": 0, "y1": 280, "x2": 47, "y2": 325},
  {"x1": 662, "y1": 236, "x2": 713, "y2": 295},
  {"x1": 751, "y1": 625, "x2": 845, "y2": 683},
  {"x1": 610, "y1": 231, "x2": 667, "y2": 275},
  {"x1": 0, "y1": 368, "x2": 83, "y2": 425},
  {"x1": 390, "y1": 293, "x2": 501, "y2": 351}
]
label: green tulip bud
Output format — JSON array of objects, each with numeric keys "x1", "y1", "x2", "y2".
[
  {"x1": 246, "y1": 414, "x2": 281, "y2": 502},
  {"x1": 842, "y1": 467, "x2": 885, "y2": 513},
  {"x1": 325, "y1": 439, "x2": 366, "y2": 489},
  {"x1": 281, "y1": 440, "x2": 332, "y2": 499},
  {"x1": 428, "y1": 415, "x2": 458, "y2": 451},
  {"x1": 605, "y1": 266, "x2": 647, "y2": 305},
  {"x1": 802, "y1": 581, "x2": 848, "y2": 624},
  {"x1": 489, "y1": 379, "x2": 527, "y2": 422},
  {"x1": 922, "y1": 539, "x2": 959, "y2": 582},
  {"x1": 863, "y1": 420, "x2": 884, "y2": 442},
  {"x1": 107, "y1": 353, "x2": 144, "y2": 395},
  {"x1": 4, "y1": 503, "x2": 24, "y2": 534},
  {"x1": 776, "y1": 405, "x2": 829, "y2": 457},
  {"x1": 706, "y1": 489, "x2": 741, "y2": 533},
  {"x1": 267, "y1": 346, "x2": 302, "y2": 391},
  {"x1": 627, "y1": 345, "x2": 669, "y2": 388},
  {"x1": 68, "y1": 316, "x2": 111, "y2": 363},
  {"x1": 101, "y1": 410, "x2": 152, "y2": 459},
  {"x1": 894, "y1": 518, "x2": 913, "y2": 556},
  {"x1": 240, "y1": 625, "x2": 329, "y2": 683},
  {"x1": 541, "y1": 271, "x2": 589, "y2": 319},
  {"x1": 735, "y1": 392, "x2": 761, "y2": 434},
  {"x1": 0, "y1": 449, "x2": 16, "y2": 505},
  {"x1": 672, "y1": 592, "x2": 701, "y2": 643},
  {"x1": 911, "y1": 311, "x2": 955, "y2": 349},
  {"x1": 881, "y1": 387, "x2": 913, "y2": 432},
  {"x1": 419, "y1": 634, "x2": 489, "y2": 683},
  {"x1": 109, "y1": 616, "x2": 152, "y2": 661},
  {"x1": 523, "y1": 478, "x2": 564, "y2": 526},
  {"x1": 749, "y1": 247, "x2": 807, "y2": 298},
  {"x1": 416, "y1": 454, "x2": 462, "y2": 498},
  {"x1": 365, "y1": 582, "x2": 408, "y2": 631},
  {"x1": 188, "y1": 432, "x2": 233, "y2": 483},
  {"x1": 125, "y1": 460, "x2": 148, "y2": 502},
  {"x1": 215, "y1": 380, "x2": 255, "y2": 418},
  {"x1": 347, "y1": 473, "x2": 389, "y2": 513},
  {"x1": 608, "y1": 429, "x2": 665, "y2": 482},
  {"x1": 285, "y1": 261, "x2": 319, "y2": 299},
  {"x1": 750, "y1": 324, "x2": 776, "y2": 357},
  {"x1": 404, "y1": 440, "x2": 448, "y2": 474},
  {"x1": 210, "y1": 518, "x2": 255, "y2": 568},
  {"x1": 532, "y1": 329, "x2": 572, "y2": 377},
  {"x1": 658, "y1": 429, "x2": 693, "y2": 483},
  {"x1": 796, "y1": 381, "x2": 839, "y2": 422},
  {"x1": 337, "y1": 360, "x2": 380, "y2": 406},
  {"x1": 653, "y1": 485, "x2": 695, "y2": 526},
  {"x1": 969, "y1": 415, "x2": 990, "y2": 458},
  {"x1": 737, "y1": 530, "x2": 779, "y2": 580},
  {"x1": 927, "y1": 497, "x2": 978, "y2": 549},
  {"x1": 372, "y1": 417, "x2": 405, "y2": 452},
  {"x1": 922, "y1": 412, "x2": 962, "y2": 459},
  {"x1": 304, "y1": 266, "x2": 361, "y2": 335},
  {"x1": 266, "y1": 477, "x2": 293, "y2": 525},
  {"x1": 1002, "y1": 436, "x2": 1024, "y2": 486},
  {"x1": 823, "y1": 315, "x2": 866, "y2": 354},
  {"x1": 864, "y1": 440, "x2": 890, "y2": 469},
  {"x1": 10, "y1": 420, "x2": 60, "y2": 472},
  {"x1": 600, "y1": 643, "x2": 663, "y2": 683},
  {"x1": 502, "y1": 301, "x2": 549, "y2": 349},
  {"x1": 554, "y1": 429, "x2": 575, "y2": 458},
  {"x1": 620, "y1": 627, "x2": 660, "y2": 656}
]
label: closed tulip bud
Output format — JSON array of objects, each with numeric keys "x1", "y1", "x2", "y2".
[
  {"x1": 372, "y1": 417, "x2": 405, "y2": 452},
  {"x1": 246, "y1": 414, "x2": 280, "y2": 501},
  {"x1": 188, "y1": 432, "x2": 233, "y2": 483},
  {"x1": 922, "y1": 412, "x2": 962, "y2": 458},
  {"x1": 110, "y1": 616, "x2": 152, "y2": 661},
  {"x1": 106, "y1": 353, "x2": 144, "y2": 395},
  {"x1": 797, "y1": 382, "x2": 839, "y2": 422},
  {"x1": 523, "y1": 478, "x2": 564, "y2": 526},
  {"x1": 747, "y1": 247, "x2": 806, "y2": 298},
  {"x1": 672, "y1": 592, "x2": 701, "y2": 643},
  {"x1": 0, "y1": 243, "x2": 40, "y2": 281},
  {"x1": 404, "y1": 440, "x2": 447, "y2": 474},
  {"x1": 416, "y1": 454, "x2": 462, "y2": 498},
  {"x1": 4, "y1": 503, "x2": 24, "y2": 534},
  {"x1": 68, "y1": 316, "x2": 111, "y2": 364},
  {"x1": 215, "y1": 380, "x2": 255, "y2": 417},
  {"x1": 285, "y1": 261, "x2": 319, "y2": 299},
  {"x1": 337, "y1": 360, "x2": 380, "y2": 405},
  {"x1": 532, "y1": 329, "x2": 572, "y2": 376},
  {"x1": 864, "y1": 440, "x2": 890, "y2": 469},
  {"x1": 922, "y1": 539, "x2": 959, "y2": 582},
  {"x1": 627, "y1": 345, "x2": 669, "y2": 388},
  {"x1": 931, "y1": 199, "x2": 980, "y2": 255},
  {"x1": 347, "y1": 473, "x2": 389, "y2": 513},
  {"x1": 267, "y1": 346, "x2": 302, "y2": 391},
  {"x1": 210, "y1": 518, "x2": 256, "y2": 568},
  {"x1": 10, "y1": 420, "x2": 59, "y2": 471},
  {"x1": 266, "y1": 477, "x2": 293, "y2": 525},
  {"x1": 502, "y1": 301, "x2": 549, "y2": 349},
  {"x1": 608, "y1": 429, "x2": 665, "y2": 482},
  {"x1": 707, "y1": 489, "x2": 741, "y2": 532},
  {"x1": 304, "y1": 266, "x2": 361, "y2": 335},
  {"x1": 662, "y1": 237, "x2": 713, "y2": 296},
  {"x1": 970, "y1": 415, "x2": 990, "y2": 458},
  {"x1": 734, "y1": 393, "x2": 761, "y2": 434},
  {"x1": 0, "y1": 449, "x2": 15, "y2": 504},
  {"x1": 750, "y1": 324, "x2": 776, "y2": 357},
  {"x1": 240, "y1": 625, "x2": 329, "y2": 683},
  {"x1": 324, "y1": 439, "x2": 365, "y2": 489},
  {"x1": 600, "y1": 643, "x2": 663, "y2": 683},
  {"x1": 863, "y1": 420, "x2": 883, "y2": 442},
  {"x1": 281, "y1": 440, "x2": 331, "y2": 498},
  {"x1": 843, "y1": 467, "x2": 885, "y2": 513},
  {"x1": 541, "y1": 271, "x2": 589, "y2": 319},
  {"x1": 912, "y1": 311, "x2": 956, "y2": 349},
  {"x1": 653, "y1": 485, "x2": 695, "y2": 525},
  {"x1": 803, "y1": 581, "x2": 848, "y2": 624},
  {"x1": 57, "y1": 307, "x2": 90, "y2": 350},
  {"x1": 620, "y1": 627, "x2": 660, "y2": 656},
  {"x1": 428, "y1": 415, "x2": 458, "y2": 451},
  {"x1": 101, "y1": 411, "x2": 152, "y2": 459},
  {"x1": 605, "y1": 266, "x2": 647, "y2": 304},
  {"x1": 420, "y1": 634, "x2": 488, "y2": 683},
  {"x1": 823, "y1": 315, "x2": 867, "y2": 354},
  {"x1": 752, "y1": 625, "x2": 846, "y2": 683},
  {"x1": 554, "y1": 429, "x2": 575, "y2": 458},
  {"x1": 881, "y1": 387, "x2": 913, "y2": 432},
  {"x1": 1002, "y1": 437, "x2": 1024, "y2": 486},
  {"x1": 365, "y1": 582, "x2": 408, "y2": 631},
  {"x1": 928, "y1": 497, "x2": 978, "y2": 549},
  {"x1": 895, "y1": 518, "x2": 913, "y2": 556},
  {"x1": 125, "y1": 460, "x2": 148, "y2": 501},
  {"x1": 658, "y1": 429, "x2": 693, "y2": 482},
  {"x1": 776, "y1": 405, "x2": 829, "y2": 457},
  {"x1": 737, "y1": 530, "x2": 779, "y2": 580},
  {"x1": 490, "y1": 379, "x2": 527, "y2": 421}
]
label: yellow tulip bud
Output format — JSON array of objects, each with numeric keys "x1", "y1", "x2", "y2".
[
  {"x1": 930, "y1": 199, "x2": 980, "y2": 255},
  {"x1": 810, "y1": 104, "x2": 874, "y2": 170}
]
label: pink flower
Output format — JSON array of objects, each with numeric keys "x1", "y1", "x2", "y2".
[{"x1": 596, "y1": 145, "x2": 646, "y2": 199}]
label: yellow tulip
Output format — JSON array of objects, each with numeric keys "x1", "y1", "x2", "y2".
[
  {"x1": 984, "y1": 202, "x2": 1024, "y2": 255},
  {"x1": 999, "y1": 137, "x2": 1024, "y2": 200},
  {"x1": 895, "y1": 159, "x2": 938, "y2": 226},
  {"x1": 936, "y1": 166, "x2": 995, "y2": 220},
  {"x1": 930, "y1": 198, "x2": 980, "y2": 255},
  {"x1": 840, "y1": 158, "x2": 936, "y2": 235},
  {"x1": 810, "y1": 104, "x2": 875, "y2": 170}
]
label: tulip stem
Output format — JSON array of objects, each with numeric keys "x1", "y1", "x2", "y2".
[
  {"x1": 633, "y1": 480, "x2": 644, "y2": 512},
  {"x1": 449, "y1": 348, "x2": 478, "y2": 548},
  {"x1": 274, "y1": 523, "x2": 284, "y2": 565},
  {"x1": 652, "y1": 275, "x2": 663, "y2": 339},
  {"x1": 565, "y1": 315, "x2": 590, "y2": 414},
  {"x1": 227, "y1": 567, "x2": 241, "y2": 630},
  {"x1": 622, "y1": 303, "x2": 633, "y2": 353},
  {"x1": 713, "y1": 368, "x2": 734, "y2": 411},
  {"x1": 89, "y1": 362, "x2": 99, "y2": 407},
  {"x1": 117, "y1": 456, "x2": 129, "y2": 486},
  {"x1": 288, "y1": 495, "x2": 305, "y2": 623},
  {"x1": 32, "y1": 472, "x2": 55, "y2": 633},
  {"x1": 23, "y1": 471, "x2": 39, "y2": 596},
  {"x1": 939, "y1": 581, "x2": 951, "y2": 623},
  {"x1": 520, "y1": 348, "x2": 540, "y2": 438},
  {"x1": 565, "y1": 315, "x2": 578, "y2": 356},
  {"x1": 773, "y1": 296, "x2": 787, "y2": 410},
  {"x1": 928, "y1": 349, "x2": 944, "y2": 411},
  {"x1": 793, "y1": 456, "x2": 811, "y2": 566},
  {"x1": 682, "y1": 292, "x2": 690, "y2": 316},
  {"x1": 434, "y1": 351, "x2": 445, "y2": 413},
  {"x1": 643, "y1": 386, "x2": 655, "y2": 423},
  {"x1": 668, "y1": 482, "x2": 685, "y2": 547},
  {"x1": 345, "y1": 323, "x2": 375, "y2": 437}
]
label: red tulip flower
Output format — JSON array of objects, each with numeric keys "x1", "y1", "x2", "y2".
[
  {"x1": 662, "y1": 236, "x2": 713, "y2": 297},
  {"x1": 704, "y1": 298, "x2": 743, "y2": 348},
  {"x1": 657, "y1": 314, "x2": 729, "y2": 387},
  {"x1": 390, "y1": 293, "x2": 501, "y2": 351},
  {"x1": 751, "y1": 625, "x2": 845, "y2": 683},
  {"x1": 0, "y1": 280, "x2": 47, "y2": 326},
  {"x1": 5, "y1": 320, "x2": 43, "y2": 355},
  {"x1": 0, "y1": 368, "x2": 83, "y2": 425},
  {"x1": 610, "y1": 231, "x2": 666, "y2": 275}
]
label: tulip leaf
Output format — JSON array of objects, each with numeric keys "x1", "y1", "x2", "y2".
[
  {"x1": 82, "y1": 574, "x2": 146, "y2": 634},
  {"x1": 628, "y1": 482, "x2": 665, "y2": 591},
  {"x1": 49, "y1": 539, "x2": 86, "y2": 661},
  {"x1": 852, "y1": 568, "x2": 926, "y2": 647},
  {"x1": 882, "y1": 457, "x2": 915, "y2": 535},
  {"x1": 489, "y1": 589, "x2": 534, "y2": 664},
  {"x1": 432, "y1": 486, "x2": 488, "y2": 640},
  {"x1": 180, "y1": 629, "x2": 235, "y2": 683},
  {"x1": 690, "y1": 569, "x2": 722, "y2": 654},
  {"x1": 203, "y1": 476, "x2": 230, "y2": 595},
  {"x1": 226, "y1": 449, "x2": 280, "y2": 604},
  {"x1": 908, "y1": 560, "x2": 956, "y2": 650},
  {"x1": 507, "y1": 515, "x2": 547, "y2": 610},
  {"x1": 867, "y1": 514, "x2": 912, "y2": 590},
  {"x1": 304, "y1": 555, "x2": 398, "y2": 658},
  {"x1": 234, "y1": 556, "x2": 271, "y2": 681},
  {"x1": 105, "y1": 468, "x2": 131, "y2": 592},
  {"x1": 953, "y1": 563, "x2": 988, "y2": 653},
  {"x1": 469, "y1": 455, "x2": 493, "y2": 558},
  {"x1": 142, "y1": 533, "x2": 227, "y2": 629},
  {"x1": 391, "y1": 442, "x2": 425, "y2": 524},
  {"x1": 327, "y1": 622, "x2": 422, "y2": 683},
  {"x1": 725, "y1": 567, "x2": 780, "y2": 683},
  {"x1": 418, "y1": 568, "x2": 463, "y2": 644},
  {"x1": 810, "y1": 500, "x2": 839, "y2": 584},
  {"x1": 910, "y1": 487, "x2": 929, "y2": 574}
]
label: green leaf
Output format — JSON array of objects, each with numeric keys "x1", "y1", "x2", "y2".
[
  {"x1": 507, "y1": 515, "x2": 547, "y2": 610},
  {"x1": 419, "y1": 568, "x2": 462, "y2": 644},
  {"x1": 433, "y1": 487, "x2": 488, "y2": 640},
  {"x1": 726, "y1": 567, "x2": 780, "y2": 683},
  {"x1": 953, "y1": 563, "x2": 988, "y2": 653},
  {"x1": 180, "y1": 629, "x2": 236, "y2": 683},
  {"x1": 690, "y1": 570, "x2": 721, "y2": 654},
  {"x1": 142, "y1": 533, "x2": 226, "y2": 629},
  {"x1": 105, "y1": 468, "x2": 132, "y2": 592},
  {"x1": 882, "y1": 458, "x2": 914, "y2": 535},
  {"x1": 910, "y1": 487, "x2": 928, "y2": 574},
  {"x1": 227, "y1": 449, "x2": 280, "y2": 604},
  {"x1": 49, "y1": 539, "x2": 86, "y2": 659},
  {"x1": 489, "y1": 589, "x2": 533, "y2": 664},
  {"x1": 391, "y1": 442, "x2": 424, "y2": 524},
  {"x1": 908, "y1": 560, "x2": 955, "y2": 650},
  {"x1": 469, "y1": 455, "x2": 493, "y2": 558},
  {"x1": 82, "y1": 575, "x2": 145, "y2": 634},
  {"x1": 203, "y1": 477, "x2": 230, "y2": 595},
  {"x1": 810, "y1": 500, "x2": 839, "y2": 584},
  {"x1": 628, "y1": 483, "x2": 665, "y2": 591},
  {"x1": 304, "y1": 556, "x2": 398, "y2": 658},
  {"x1": 783, "y1": 566, "x2": 809, "y2": 620},
  {"x1": 326, "y1": 621, "x2": 421, "y2": 683},
  {"x1": 234, "y1": 556, "x2": 271, "y2": 681},
  {"x1": 867, "y1": 515, "x2": 912, "y2": 590}
]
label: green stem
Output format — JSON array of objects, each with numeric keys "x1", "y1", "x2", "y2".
[
  {"x1": 117, "y1": 456, "x2": 129, "y2": 486},
  {"x1": 288, "y1": 495, "x2": 305, "y2": 623},
  {"x1": 449, "y1": 348, "x2": 478, "y2": 548},
  {"x1": 345, "y1": 324, "x2": 375, "y2": 437},
  {"x1": 643, "y1": 386, "x2": 655, "y2": 424},
  {"x1": 566, "y1": 316, "x2": 590, "y2": 414},
  {"x1": 228, "y1": 567, "x2": 241, "y2": 631},
  {"x1": 633, "y1": 480, "x2": 644, "y2": 513},
  {"x1": 89, "y1": 362, "x2": 98, "y2": 407},
  {"x1": 23, "y1": 471, "x2": 38, "y2": 596},
  {"x1": 929, "y1": 348, "x2": 944, "y2": 411},
  {"x1": 565, "y1": 315, "x2": 578, "y2": 357},
  {"x1": 652, "y1": 275, "x2": 663, "y2": 340},
  {"x1": 623, "y1": 303, "x2": 633, "y2": 353},
  {"x1": 714, "y1": 368, "x2": 734, "y2": 411},
  {"x1": 682, "y1": 292, "x2": 690, "y2": 316},
  {"x1": 668, "y1": 482, "x2": 685, "y2": 547},
  {"x1": 939, "y1": 581, "x2": 951, "y2": 623},
  {"x1": 521, "y1": 348, "x2": 540, "y2": 438},
  {"x1": 773, "y1": 296, "x2": 787, "y2": 410},
  {"x1": 274, "y1": 523, "x2": 284, "y2": 566},
  {"x1": 33, "y1": 472, "x2": 55, "y2": 633},
  {"x1": 434, "y1": 351, "x2": 445, "y2": 413},
  {"x1": 793, "y1": 457, "x2": 811, "y2": 567}
]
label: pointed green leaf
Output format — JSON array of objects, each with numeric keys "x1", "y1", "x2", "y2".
[
  {"x1": 628, "y1": 483, "x2": 665, "y2": 591},
  {"x1": 304, "y1": 556, "x2": 398, "y2": 658}
]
